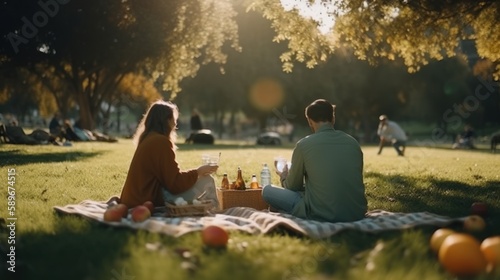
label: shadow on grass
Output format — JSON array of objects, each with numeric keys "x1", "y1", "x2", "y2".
[
  {"x1": 365, "y1": 171, "x2": 500, "y2": 235},
  {"x1": 0, "y1": 150, "x2": 104, "y2": 167},
  {"x1": 13, "y1": 215, "x2": 134, "y2": 280},
  {"x1": 13, "y1": 214, "x2": 269, "y2": 280},
  {"x1": 405, "y1": 143, "x2": 498, "y2": 154}
]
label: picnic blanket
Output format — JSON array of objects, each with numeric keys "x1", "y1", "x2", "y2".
[{"x1": 53, "y1": 196, "x2": 466, "y2": 239}]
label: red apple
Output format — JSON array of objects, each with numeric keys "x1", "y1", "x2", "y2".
[
  {"x1": 201, "y1": 225, "x2": 229, "y2": 249},
  {"x1": 114, "y1": 203, "x2": 129, "y2": 218},
  {"x1": 103, "y1": 205, "x2": 127, "y2": 222},
  {"x1": 470, "y1": 202, "x2": 488, "y2": 217},
  {"x1": 143, "y1": 201, "x2": 155, "y2": 213},
  {"x1": 463, "y1": 215, "x2": 486, "y2": 232},
  {"x1": 131, "y1": 205, "x2": 151, "y2": 222}
]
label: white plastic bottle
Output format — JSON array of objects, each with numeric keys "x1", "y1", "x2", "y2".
[{"x1": 260, "y1": 163, "x2": 271, "y2": 187}]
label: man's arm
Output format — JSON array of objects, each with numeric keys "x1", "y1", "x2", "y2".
[
  {"x1": 283, "y1": 145, "x2": 305, "y2": 192},
  {"x1": 377, "y1": 123, "x2": 392, "y2": 154}
]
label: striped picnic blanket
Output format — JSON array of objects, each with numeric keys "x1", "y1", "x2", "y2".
[{"x1": 53, "y1": 196, "x2": 465, "y2": 239}]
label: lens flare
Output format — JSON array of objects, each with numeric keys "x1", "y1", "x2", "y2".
[{"x1": 249, "y1": 78, "x2": 284, "y2": 111}]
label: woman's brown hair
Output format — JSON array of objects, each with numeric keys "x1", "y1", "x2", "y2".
[{"x1": 133, "y1": 100, "x2": 178, "y2": 147}]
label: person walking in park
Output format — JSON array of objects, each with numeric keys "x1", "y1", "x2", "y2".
[
  {"x1": 377, "y1": 114, "x2": 407, "y2": 156},
  {"x1": 261, "y1": 99, "x2": 367, "y2": 223},
  {"x1": 119, "y1": 100, "x2": 219, "y2": 208}
]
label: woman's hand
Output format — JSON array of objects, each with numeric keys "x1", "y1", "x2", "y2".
[{"x1": 197, "y1": 164, "x2": 218, "y2": 176}]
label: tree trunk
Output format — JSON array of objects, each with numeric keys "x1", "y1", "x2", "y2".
[
  {"x1": 258, "y1": 114, "x2": 267, "y2": 133},
  {"x1": 361, "y1": 114, "x2": 373, "y2": 144},
  {"x1": 102, "y1": 102, "x2": 113, "y2": 134},
  {"x1": 75, "y1": 89, "x2": 95, "y2": 130},
  {"x1": 218, "y1": 111, "x2": 224, "y2": 139},
  {"x1": 116, "y1": 100, "x2": 122, "y2": 134},
  {"x1": 229, "y1": 110, "x2": 236, "y2": 137}
]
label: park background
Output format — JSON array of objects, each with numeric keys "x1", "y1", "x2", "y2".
[
  {"x1": 1, "y1": 1, "x2": 500, "y2": 279},
  {"x1": 0, "y1": 0, "x2": 499, "y2": 145}
]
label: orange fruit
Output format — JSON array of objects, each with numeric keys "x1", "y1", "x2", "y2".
[
  {"x1": 430, "y1": 228, "x2": 455, "y2": 253},
  {"x1": 481, "y1": 236, "x2": 500, "y2": 267},
  {"x1": 201, "y1": 225, "x2": 229, "y2": 248},
  {"x1": 438, "y1": 233, "x2": 487, "y2": 277}
]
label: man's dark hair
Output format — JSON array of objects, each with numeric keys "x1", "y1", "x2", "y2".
[{"x1": 305, "y1": 99, "x2": 335, "y2": 122}]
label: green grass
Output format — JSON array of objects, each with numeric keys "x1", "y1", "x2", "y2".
[{"x1": 0, "y1": 139, "x2": 499, "y2": 280}]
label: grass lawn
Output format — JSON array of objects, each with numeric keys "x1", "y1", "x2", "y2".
[{"x1": 0, "y1": 139, "x2": 499, "y2": 280}]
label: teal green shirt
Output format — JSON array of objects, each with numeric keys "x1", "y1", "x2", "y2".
[{"x1": 284, "y1": 124, "x2": 367, "y2": 222}]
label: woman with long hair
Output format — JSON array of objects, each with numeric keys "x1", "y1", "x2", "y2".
[{"x1": 120, "y1": 100, "x2": 219, "y2": 208}]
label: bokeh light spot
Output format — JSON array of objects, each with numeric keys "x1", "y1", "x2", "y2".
[{"x1": 249, "y1": 78, "x2": 284, "y2": 111}]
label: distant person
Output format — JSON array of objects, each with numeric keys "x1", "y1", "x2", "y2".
[
  {"x1": 63, "y1": 120, "x2": 81, "y2": 141},
  {"x1": 72, "y1": 120, "x2": 94, "y2": 141},
  {"x1": 49, "y1": 113, "x2": 65, "y2": 140},
  {"x1": 120, "y1": 100, "x2": 219, "y2": 208},
  {"x1": 190, "y1": 108, "x2": 203, "y2": 131},
  {"x1": 262, "y1": 99, "x2": 368, "y2": 223},
  {"x1": 185, "y1": 108, "x2": 205, "y2": 143},
  {"x1": 452, "y1": 124, "x2": 475, "y2": 149},
  {"x1": 491, "y1": 131, "x2": 500, "y2": 153},
  {"x1": 2, "y1": 122, "x2": 53, "y2": 145},
  {"x1": 377, "y1": 115, "x2": 407, "y2": 156},
  {"x1": 72, "y1": 119, "x2": 117, "y2": 142}
]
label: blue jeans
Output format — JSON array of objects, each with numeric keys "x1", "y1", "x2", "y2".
[{"x1": 262, "y1": 185, "x2": 302, "y2": 213}]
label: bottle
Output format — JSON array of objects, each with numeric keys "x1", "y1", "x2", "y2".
[
  {"x1": 235, "y1": 166, "x2": 246, "y2": 190},
  {"x1": 221, "y1": 173, "x2": 229, "y2": 189},
  {"x1": 260, "y1": 163, "x2": 271, "y2": 187},
  {"x1": 250, "y1": 174, "x2": 259, "y2": 189}
]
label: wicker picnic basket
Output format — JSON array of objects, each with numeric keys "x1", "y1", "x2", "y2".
[
  {"x1": 216, "y1": 188, "x2": 269, "y2": 210},
  {"x1": 165, "y1": 200, "x2": 214, "y2": 217}
]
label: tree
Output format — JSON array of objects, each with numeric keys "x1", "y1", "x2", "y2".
[
  {"x1": 177, "y1": 1, "x2": 497, "y2": 141},
  {"x1": 2, "y1": 0, "x2": 498, "y2": 132},
  {"x1": 0, "y1": 67, "x2": 60, "y2": 120},
  {"x1": 248, "y1": 0, "x2": 500, "y2": 80},
  {"x1": 177, "y1": 3, "x2": 291, "y2": 134},
  {"x1": 0, "y1": 0, "x2": 240, "y2": 129}
]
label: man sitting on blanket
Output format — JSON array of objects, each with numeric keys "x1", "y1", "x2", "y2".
[{"x1": 262, "y1": 99, "x2": 367, "y2": 223}]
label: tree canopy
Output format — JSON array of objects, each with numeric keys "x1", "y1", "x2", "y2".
[
  {"x1": 0, "y1": 0, "x2": 498, "y2": 132},
  {"x1": 0, "y1": 0, "x2": 240, "y2": 129},
  {"x1": 249, "y1": 0, "x2": 500, "y2": 79},
  {"x1": 177, "y1": 5, "x2": 497, "y2": 141}
]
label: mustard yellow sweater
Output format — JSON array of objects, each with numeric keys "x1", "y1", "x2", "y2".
[{"x1": 120, "y1": 132, "x2": 198, "y2": 207}]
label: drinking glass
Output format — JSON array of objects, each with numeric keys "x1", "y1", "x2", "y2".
[
  {"x1": 202, "y1": 154, "x2": 219, "y2": 166},
  {"x1": 274, "y1": 157, "x2": 287, "y2": 172}
]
